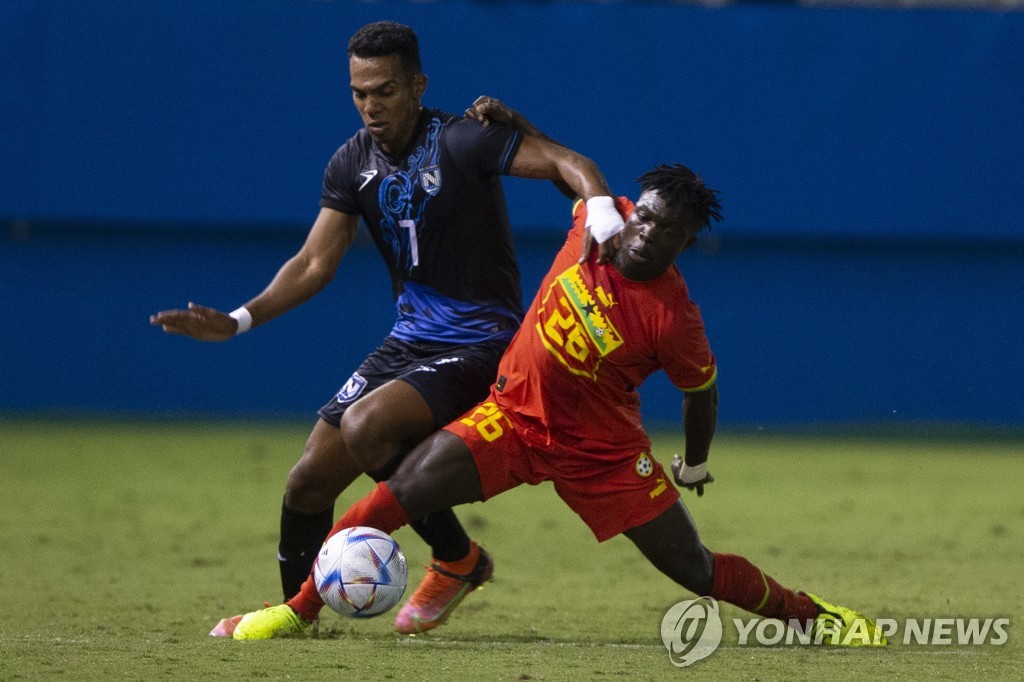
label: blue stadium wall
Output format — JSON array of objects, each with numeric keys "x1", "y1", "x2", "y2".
[{"x1": 2, "y1": 0, "x2": 1022, "y2": 428}]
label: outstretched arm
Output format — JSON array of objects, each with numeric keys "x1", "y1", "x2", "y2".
[
  {"x1": 465, "y1": 96, "x2": 623, "y2": 264},
  {"x1": 150, "y1": 207, "x2": 358, "y2": 340},
  {"x1": 672, "y1": 384, "x2": 719, "y2": 496},
  {"x1": 466, "y1": 96, "x2": 575, "y2": 198}
]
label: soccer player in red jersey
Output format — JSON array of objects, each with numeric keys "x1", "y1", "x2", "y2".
[{"x1": 231, "y1": 99, "x2": 886, "y2": 646}]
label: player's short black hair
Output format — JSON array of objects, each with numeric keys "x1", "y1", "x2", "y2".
[
  {"x1": 636, "y1": 164, "x2": 723, "y2": 233},
  {"x1": 347, "y1": 21, "x2": 422, "y2": 75}
]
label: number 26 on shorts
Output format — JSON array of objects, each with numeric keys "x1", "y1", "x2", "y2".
[{"x1": 459, "y1": 402, "x2": 512, "y2": 442}]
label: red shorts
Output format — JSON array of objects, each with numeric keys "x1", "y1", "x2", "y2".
[{"x1": 443, "y1": 401, "x2": 680, "y2": 542}]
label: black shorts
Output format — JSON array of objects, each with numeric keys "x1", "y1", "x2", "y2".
[{"x1": 317, "y1": 335, "x2": 508, "y2": 430}]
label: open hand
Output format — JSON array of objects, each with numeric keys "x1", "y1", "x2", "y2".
[{"x1": 150, "y1": 302, "x2": 237, "y2": 342}]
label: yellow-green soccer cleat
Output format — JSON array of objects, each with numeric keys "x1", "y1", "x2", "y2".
[
  {"x1": 232, "y1": 604, "x2": 317, "y2": 641},
  {"x1": 806, "y1": 593, "x2": 888, "y2": 647}
]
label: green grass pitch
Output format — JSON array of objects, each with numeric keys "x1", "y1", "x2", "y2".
[{"x1": 1, "y1": 420, "x2": 1021, "y2": 680}]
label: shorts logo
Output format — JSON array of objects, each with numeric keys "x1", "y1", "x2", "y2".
[
  {"x1": 412, "y1": 355, "x2": 461, "y2": 374},
  {"x1": 635, "y1": 452, "x2": 654, "y2": 477},
  {"x1": 649, "y1": 477, "x2": 668, "y2": 499},
  {"x1": 335, "y1": 373, "x2": 367, "y2": 404}
]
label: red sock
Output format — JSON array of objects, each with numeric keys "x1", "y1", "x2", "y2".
[
  {"x1": 287, "y1": 482, "x2": 411, "y2": 620},
  {"x1": 710, "y1": 553, "x2": 818, "y2": 624}
]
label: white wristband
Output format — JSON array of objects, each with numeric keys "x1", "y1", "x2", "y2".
[
  {"x1": 679, "y1": 461, "x2": 708, "y2": 485},
  {"x1": 585, "y1": 196, "x2": 625, "y2": 244},
  {"x1": 229, "y1": 306, "x2": 252, "y2": 335}
]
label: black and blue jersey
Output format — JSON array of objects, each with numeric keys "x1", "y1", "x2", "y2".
[{"x1": 321, "y1": 108, "x2": 524, "y2": 344}]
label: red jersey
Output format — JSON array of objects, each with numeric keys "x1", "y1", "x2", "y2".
[{"x1": 492, "y1": 197, "x2": 717, "y2": 455}]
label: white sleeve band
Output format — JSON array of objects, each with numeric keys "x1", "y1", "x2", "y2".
[
  {"x1": 679, "y1": 461, "x2": 708, "y2": 484},
  {"x1": 229, "y1": 306, "x2": 253, "y2": 335},
  {"x1": 585, "y1": 196, "x2": 625, "y2": 244}
]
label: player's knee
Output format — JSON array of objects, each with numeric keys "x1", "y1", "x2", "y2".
[
  {"x1": 339, "y1": 401, "x2": 408, "y2": 472},
  {"x1": 338, "y1": 401, "x2": 381, "y2": 454},
  {"x1": 383, "y1": 432, "x2": 479, "y2": 519},
  {"x1": 284, "y1": 447, "x2": 340, "y2": 512},
  {"x1": 284, "y1": 460, "x2": 321, "y2": 511}
]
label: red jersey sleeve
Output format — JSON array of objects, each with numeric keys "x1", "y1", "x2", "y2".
[{"x1": 658, "y1": 296, "x2": 717, "y2": 393}]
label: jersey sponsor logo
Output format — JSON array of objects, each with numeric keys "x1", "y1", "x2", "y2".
[
  {"x1": 359, "y1": 169, "x2": 378, "y2": 190},
  {"x1": 535, "y1": 263, "x2": 623, "y2": 380},
  {"x1": 419, "y1": 165, "x2": 442, "y2": 196},
  {"x1": 335, "y1": 373, "x2": 368, "y2": 404},
  {"x1": 635, "y1": 452, "x2": 654, "y2": 478}
]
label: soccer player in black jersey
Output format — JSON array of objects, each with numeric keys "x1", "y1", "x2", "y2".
[{"x1": 150, "y1": 21, "x2": 625, "y2": 636}]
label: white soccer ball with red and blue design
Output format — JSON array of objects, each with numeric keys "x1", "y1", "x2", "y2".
[{"x1": 313, "y1": 526, "x2": 408, "y2": 618}]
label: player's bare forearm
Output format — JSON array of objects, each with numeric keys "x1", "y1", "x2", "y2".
[
  {"x1": 672, "y1": 385, "x2": 718, "y2": 496},
  {"x1": 150, "y1": 208, "x2": 355, "y2": 340},
  {"x1": 512, "y1": 137, "x2": 619, "y2": 264},
  {"x1": 509, "y1": 133, "x2": 611, "y2": 201},
  {"x1": 682, "y1": 384, "x2": 718, "y2": 467},
  {"x1": 553, "y1": 146, "x2": 612, "y2": 200},
  {"x1": 149, "y1": 257, "x2": 331, "y2": 342},
  {"x1": 467, "y1": 96, "x2": 619, "y2": 263},
  {"x1": 243, "y1": 252, "x2": 335, "y2": 326},
  {"x1": 467, "y1": 96, "x2": 607, "y2": 201},
  {"x1": 225, "y1": 207, "x2": 356, "y2": 328}
]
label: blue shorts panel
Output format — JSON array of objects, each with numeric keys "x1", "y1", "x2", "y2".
[{"x1": 317, "y1": 336, "x2": 506, "y2": 429}]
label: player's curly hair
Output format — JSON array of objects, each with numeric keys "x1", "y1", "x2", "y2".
[
  {"x1": 636, "y1": 164, "x2": 723, "y2": 233},
  {"x1": 347, "y1": 21, "x2": 422, "y2": 74}
]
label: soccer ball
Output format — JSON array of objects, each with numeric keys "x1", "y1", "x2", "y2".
[{"x1": 313, "y1": 526, "x2": 408, "y2": 618}]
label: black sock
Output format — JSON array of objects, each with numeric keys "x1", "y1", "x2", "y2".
[
  {"x1": 409, "y1": 509, "x2": 471, "y2": 562},
  {"x1": 278, "y1": 500, "x2": 333, "y2": 600}
]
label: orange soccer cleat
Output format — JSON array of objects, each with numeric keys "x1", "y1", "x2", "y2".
[{"x1": 394, "y1": 543, "x2": 494, "y2": 635}]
